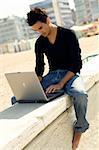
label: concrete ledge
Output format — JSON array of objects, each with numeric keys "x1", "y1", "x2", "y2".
[
  {"x1": 0, "y1": 55, "x2": 99, "y2": 150},
  {"x1": 0, "y1": 95, "x2": 71, "y2": 150},
  {"x1": 81, "y1": 55, "x2": 99, "y2": 91},
  {"x1": 0, "y1": 118, "x2": 44, "y2": 150}
]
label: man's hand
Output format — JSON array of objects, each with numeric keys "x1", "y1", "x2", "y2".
[
  {"x1": 45, "y1": 82, "x2": 64, "y2": 94},
  {"x1": 45, "y1": 71, "x2": 75, "y2": 94}
]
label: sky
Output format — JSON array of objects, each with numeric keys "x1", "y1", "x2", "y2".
[{"x1": 0, "y1": 0, "x2": 75, "y2": 19}]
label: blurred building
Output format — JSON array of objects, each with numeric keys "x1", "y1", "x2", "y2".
[
  {"x1": 74, "y1": 0, "x2": 99, "y2": 25},
  {"x1": 90, "y1": 0, "x2": 99, "y2": 21},
  {"x1": 0, "y1": 16, "x2": 35, "y2": 53},
  {"x1": 0, "y1": 16, "x2": 34, "y2": 44},
  {"x1": 74, "y1": 0, "x2": 92, "y2": 25},
  {"x1": 30, "y1": 0, "x2": 74, "y2": 28}
]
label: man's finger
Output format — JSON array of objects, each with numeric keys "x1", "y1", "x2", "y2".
[
  {"x1": 52, "y1": 88, "x2": 56, "y2": 93},
  {"x1": 46, "y1": 86, "x2": 55, "y2": 93},
  {"x1": 46, "y1": 87, "x2": 52, "y2": 93}
]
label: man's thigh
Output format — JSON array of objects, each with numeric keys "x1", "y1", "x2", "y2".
[
  {"x1": 41, "y1": 70, "x2": 69, "y2": 90},
  {"x1": 65, "y1": 74, "x2": 87, "y2": 96},
  {"x1": 41, "y1": 72, "x2": 58, "y2": 90}
]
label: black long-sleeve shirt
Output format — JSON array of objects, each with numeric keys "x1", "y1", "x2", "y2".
[{"x1": 35, "y1": 26, "x2": 82, "y2": 76}]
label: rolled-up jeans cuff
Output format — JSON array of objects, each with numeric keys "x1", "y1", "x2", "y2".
[{"x1": 74, "y1": 123, "x2": 89, "y2": 133}]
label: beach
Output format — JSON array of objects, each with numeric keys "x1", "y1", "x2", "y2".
[{"x1": 0, "y1": 35, "x2": 99, "y2": 149}]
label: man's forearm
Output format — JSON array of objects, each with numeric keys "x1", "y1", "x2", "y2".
[
  {"x1": 45, "y1": 71, "x2": 75, "y2": 93},
  {"x1": 59, "y1": 71, "x2": 75, "y2": 88}
]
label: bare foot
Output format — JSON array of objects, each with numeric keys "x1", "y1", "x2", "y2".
[{"x1": 72, "y1": 131, "x2": 82, "y2": 150}]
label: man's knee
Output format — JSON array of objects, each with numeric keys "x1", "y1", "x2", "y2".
[{"x1": 73, "y1": 94, "x2": 88, "y2": 107}]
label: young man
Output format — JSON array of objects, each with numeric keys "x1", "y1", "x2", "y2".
[{"x1": 27, "y1": 8, "x2": 89, "y2": 150}]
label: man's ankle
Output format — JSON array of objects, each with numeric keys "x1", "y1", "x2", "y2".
[{"x1": 72, "y1": 131, "x2": 82, "y2": 150}]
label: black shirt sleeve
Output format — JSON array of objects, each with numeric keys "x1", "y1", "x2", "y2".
[
  {"x1": 35, "y1": 38, "x2": 45, "y2": 76},
  {"x1": 66, "y1": 30, "x2": 82, "y2": 73}
]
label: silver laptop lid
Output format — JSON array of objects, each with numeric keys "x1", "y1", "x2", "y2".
[{"x1": 5, "y1": 72, "x2": 48, "y2": 101}]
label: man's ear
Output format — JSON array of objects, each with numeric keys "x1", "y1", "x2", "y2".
[{"x1": 46, "y1": 17, "x2": 51, "y2": 24}]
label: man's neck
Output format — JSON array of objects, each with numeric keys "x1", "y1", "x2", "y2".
[{"x1": 47, "y1": 24, "x2": 58, "y2": 44}]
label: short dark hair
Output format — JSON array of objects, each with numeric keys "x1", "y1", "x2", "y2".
[{"x1": 27, "y1": 8, "x2": 48, "y2": 26}]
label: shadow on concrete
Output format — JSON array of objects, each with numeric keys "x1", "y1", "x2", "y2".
[{"x1": 0, "y1": 103, "x2": 45, "y2": 119}]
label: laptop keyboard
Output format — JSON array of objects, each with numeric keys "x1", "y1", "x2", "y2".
[
  {"x1": 46, "y1": 90, "x2": 64, "y2": 99},
  {"x1": 46, "y1": 92, "x2": 58, "y2": 98}
]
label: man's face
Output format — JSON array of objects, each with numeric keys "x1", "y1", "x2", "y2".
[{"x1": 31, "y1": 21, "x2": 51, "y2": 37}]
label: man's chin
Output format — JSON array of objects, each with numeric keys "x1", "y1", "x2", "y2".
[
  {"x1": 42, "y1": 32, "x2": 50, "y2": 37},
  {"x1": 42, "y1": 34, "x2": 47, "y2": 37}
]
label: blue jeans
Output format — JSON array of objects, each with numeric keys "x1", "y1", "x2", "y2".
[{"x1": 41, "y1": 69, "x2": 89, "y2": 133}]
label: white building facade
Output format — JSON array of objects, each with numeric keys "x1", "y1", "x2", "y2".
[
  {"x1": 74, "y1": 0, "x2": 92, "y2": 25},
  {"x1": 0, "y1": 16, "x2": 34, "y2": 44},
  {"x1": 74, "y1": 0, "x2": 99, "y2": 25},
  {"x1": 90, "y1": 0, "x2": 99, "y2": 21}
]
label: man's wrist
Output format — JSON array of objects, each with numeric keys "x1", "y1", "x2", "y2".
[
  {"x1": 59, "y1": 81, "x2": 65, "y2": 88},
  {"x1": 38, "y1": 76, "x2": 42, "y2": 81}
]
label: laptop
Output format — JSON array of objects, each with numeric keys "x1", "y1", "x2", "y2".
[{"x1": 5, "y1": 72, "x2": 64, "y2": 103}]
